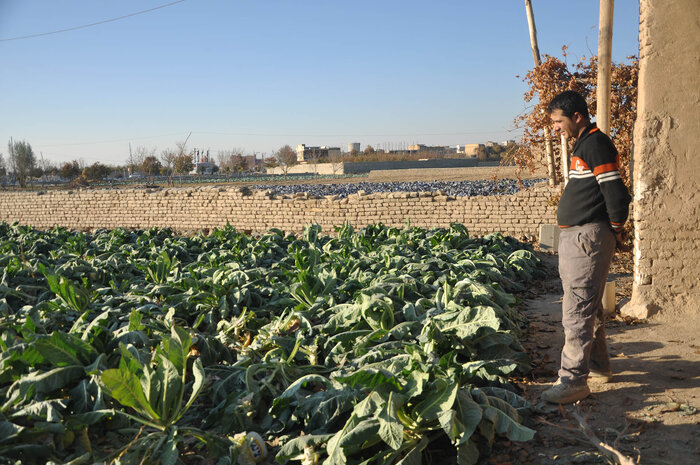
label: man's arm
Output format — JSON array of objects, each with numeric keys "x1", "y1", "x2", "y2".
[{"x1": 588, "y1": 135, "x2": 632, "y2": 239}]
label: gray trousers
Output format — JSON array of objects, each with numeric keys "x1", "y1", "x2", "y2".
[{"x1": 558, "y1": 222, "x2": 616, "y2": 386}]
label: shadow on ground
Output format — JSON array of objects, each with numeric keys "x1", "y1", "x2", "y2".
[{"x1": 500, "y1": 251, "x2": 700, "y2": 465}]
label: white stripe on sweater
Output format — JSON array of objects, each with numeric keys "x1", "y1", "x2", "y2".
[
  {"x1": 596, "y1": 171, "x2": 622, "y2": 183},
  {"x1": 569, "y1": 171, "x2": 595, "y2": 179}
]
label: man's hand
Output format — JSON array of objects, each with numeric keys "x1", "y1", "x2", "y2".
[{"x1": 615, "y1": 231, "x2": 632, "y2": 252}]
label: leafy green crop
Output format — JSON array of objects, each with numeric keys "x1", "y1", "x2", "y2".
[{"x1": 0, "y1": 221, "x2": 544, "y2": 465}]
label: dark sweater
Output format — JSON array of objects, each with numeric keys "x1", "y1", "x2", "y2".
[{"x1": 557, "y1": 123, "x2": 631, "y2": 232}]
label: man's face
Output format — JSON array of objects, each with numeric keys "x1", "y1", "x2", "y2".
[{"x1": 550, "y1": 109, "x2": 582, "y2": 139}]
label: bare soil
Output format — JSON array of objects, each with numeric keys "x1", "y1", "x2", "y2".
[{"x1": 490, "y1": 251, "x2": 700, "y2": 465}]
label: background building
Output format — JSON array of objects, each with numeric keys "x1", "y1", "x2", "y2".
[
  {"x1": 296, "y1": 144, "x2": 342, "y2": 162},
  {"x1": 462, "y1": 143, "x2": 485, "y2": 157}
]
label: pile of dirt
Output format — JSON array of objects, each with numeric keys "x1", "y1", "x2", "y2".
[{"x1": 494, "y1": 251, "x2": 699, "y2": 465}]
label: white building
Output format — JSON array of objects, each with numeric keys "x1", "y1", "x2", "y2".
[
  {"x1": 190, "y1": 161, "x2": 218, "y2": 175},
  {"x1": 296, "y1": 144, "x2": 342, "y2": 162}
]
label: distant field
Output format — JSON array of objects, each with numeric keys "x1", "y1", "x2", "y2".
[
  {"x1": 366, "y1": 165, "x2": 546, "y2": 182},
  {"x1": 235, "y1": 164, "x2": 547, "y2": 187}
]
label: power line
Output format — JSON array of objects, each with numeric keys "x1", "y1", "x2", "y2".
[{"x1": 0, "y1": 0, "x2": 187, "y2": 42}]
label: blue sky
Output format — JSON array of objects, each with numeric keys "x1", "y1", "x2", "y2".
[{"x1": 0, "y1": 0, "x2": 640, "y2": 166}]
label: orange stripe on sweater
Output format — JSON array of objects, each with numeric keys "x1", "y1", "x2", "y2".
[
  {"x1": 570, "y1": 156, "x2": 590, "y2": 172},
  {"x1": 593, "y1": 162, "x2": 618, "y2": 176}
]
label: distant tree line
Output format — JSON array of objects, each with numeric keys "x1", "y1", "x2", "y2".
[
  {"x1": 0, "y1": 139, "x2": 269, "y2": 188},
  {"x1": 1, "y1": 137, "x2": 514, "y2": 188}
]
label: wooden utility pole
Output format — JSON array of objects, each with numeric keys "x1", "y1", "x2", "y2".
[
  {"x1": 597, "y1": 0, "x2": 614, "y2": 134},
  {"x1": 525, "y1": 0, "x2": 557, "y2": 186}
]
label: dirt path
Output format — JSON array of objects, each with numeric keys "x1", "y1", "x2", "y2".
[{"x1": 497, "y1": 252, "x2": 700, "y2": 465}]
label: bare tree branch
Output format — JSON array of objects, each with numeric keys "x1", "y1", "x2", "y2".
[{"x1": 571, "y1": 410, "x2": 637, "y2": 465}]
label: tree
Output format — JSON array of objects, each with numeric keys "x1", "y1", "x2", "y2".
[
  {"x1": 308, "y1": 150, "x2": 322, "y2": 176},
  {"x1": 130, "y1": 146, "x2": 156, "y2": 176},
  {"x1": 217, "y1": 149, "x2": 248, "y2": 174},
  {"x1": 174, "y1": 153, "x2": 194, "y2": 177},
  {"x1": 82, "y1": 162, "x2": 110, "y2": 181},
  {"x1": 161, "y1": 148, "x2": 177, "y2": 182},
  {"x1": 167, "y1": 140, "x2": 193, "y2": 185},
  {"x1": 329, "y1": 150, "x2": 344, "y2": 175},
  {"x1": 272, "y1": 145, "x2": 298, "y2": 177},
  {"x1": 0, "y1": 153, "x2": 6, "y2": 176},
  {"x1": 513, "y1": 47, "x2": 638, "y2": 187},
  {"x1": 8, "y1": 139, "x2": 36, "y2": 188},
  {"x1": 141, "y1": 156, "x2": 162, "y2": 182},
  {"x1": 60, "y1": 160, "x2": 82, "y2": 180}
]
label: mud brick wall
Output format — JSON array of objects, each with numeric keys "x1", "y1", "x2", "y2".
[
  {"x1": 626, "y1": 0, "x2": 700, "y2": 316},
  {"x1": 0, "y1": 183, "x2": 559, "y2": 239}
]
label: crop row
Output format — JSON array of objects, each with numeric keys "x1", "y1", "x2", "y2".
[
  {"x1": 248, "y1": 179, "x2": 544, "y2": 199},
  {"x1": 0, "y1": 222, "x2": 544, "y2": 465}
]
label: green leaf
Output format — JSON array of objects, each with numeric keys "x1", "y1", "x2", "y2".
[
  {"x1": 4, "y1": 365, "x2": 85, "y2": 408},
  {"x1": 335, "y1": 368, "x2": 402, "y2": 391},
  {"x1": 35, "y1": 332, "x2": 98, "y2": 367},
  {"x1": 439, "y1": 389, "x2": 483, "y2": 445},
  {"x1": 101, "y1": 367, "x2": 161, "y2": 423},
  {"x1": 395, "y1": 436, "x2": 429, "y2": 465},
  {"x1": 480, "y1": 405, "x2": 535, "y2": 442},
  {"x1": 456, "y1": 440, "x2": 479, "y2": 465},
  {"x1": 401, "y1": 370, "x2": 429, "y2": 399},
  {"x1": 9, "y1": 399, "x2": 65, "y2": 422},
  {"x1": 180, "y1": 357, "x2": 206, "y2": 418},
  {"x1": 297, "y1": 388, "x2": 362, "y2": 433},
  {"x1": 156, "y1": 355, "x2": 182, "y2": 424},
  {"x1": 413, "y1": 378, "x2": 458, "y2": 424},
  {"x1": 337, "y1": 418, "x2": 382, "y2": 455},
  {"x1": 455, "y1": 389, "x2": 483, "y2": 443},
  {"x1": 0, "y1": 421, "x2": 24, "y2": 445},
  {"x1": 353, "y1": 390, "x2": 386, "y2": 418},
  {"x1": 276, "y1": 433, "x2": 334, "y2": 463},
  {"x1": 81, "y1": 309, "x2": 112, "y2": 342},
  {"x1": 478, "y1": 386, "x2": 531, "y2": 415},
  {"x1": 378, "y1": 392, "x2": 404, "y2": 450},
  {"x1": 162, "y1": 326, "x2": 191, "y2": 374},
  {"x1": 359, "y1": 294, "x2": 395, "y2": 331},
  {"x1": 160, "y1": 427, "x2": 180, "y2": 465},
  {"x1": 66, "y1": 409, "x2": 118, "y2": 429},
  {"x1": 431, "y1": 306, "x2": 501, "y2": 340},
  {"x1": 271, "y1": 374, "x2": 333, "y2": 414}
]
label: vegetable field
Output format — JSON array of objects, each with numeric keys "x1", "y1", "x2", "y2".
[{"x1": 0, "y1": 222, "x2": 544, "y2": 465}]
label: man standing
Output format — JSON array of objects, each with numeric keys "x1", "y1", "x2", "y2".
[{"x1": 541, "y1": 90, "x2": 632, "y2": 404}]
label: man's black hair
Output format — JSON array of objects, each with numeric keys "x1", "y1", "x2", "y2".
[{"x1": 547, "y1": 90, "x2": 590, "y2": 119}]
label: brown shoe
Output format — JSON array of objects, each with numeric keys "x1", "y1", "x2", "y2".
[
  {"x1": 588, "y1": 369, "x2": 613, "y2": 384},
  {"x1": 541, "y1": 381, "x2": 591, "y2": 404}
]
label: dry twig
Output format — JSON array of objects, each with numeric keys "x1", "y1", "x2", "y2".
[{"x1": 570, "y1": 409, "x2": 637, "y2": 465}]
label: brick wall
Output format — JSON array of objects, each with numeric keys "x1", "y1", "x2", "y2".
[
  {"x1": 624, "y1": 0, "x2": 700, "y2": 317},
  {"x1": 0, "y1": 183, "x2": 559, "y2": 238}
]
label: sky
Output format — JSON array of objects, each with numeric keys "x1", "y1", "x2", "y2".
[{"x1": 0, "y1": 0, "x2": 641, "y2": 167}]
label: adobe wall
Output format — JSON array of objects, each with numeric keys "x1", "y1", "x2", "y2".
[
  {"x1": 625, "y1": 0, "x2": 700, "y2": 316},
  {"x1": 0, "y1": 183, "x2": 558, "y2": 239}
]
